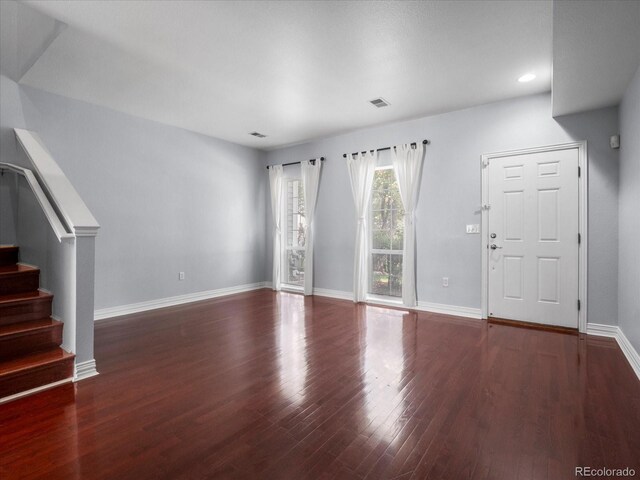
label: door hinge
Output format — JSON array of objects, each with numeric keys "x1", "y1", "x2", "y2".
[
  {"x1": 577, "y1": 299, "x2": 581, "y2": 311},
  {"x1": 482, "y1": 160, "x2": 490, "y2": 168},
  {"x1": 482, "y1": 204, "x2": 491, "y2": 211},
  {"x1": 578, "y1": 166, "x2": 581, "y2": 177},
  {"x1": 578, "y1": 233, "x2": 581, "y2": 244}
]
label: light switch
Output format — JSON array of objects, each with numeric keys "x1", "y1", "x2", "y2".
[{"x1": 466, "y1": 224, "x2": 480, "y2": 234}]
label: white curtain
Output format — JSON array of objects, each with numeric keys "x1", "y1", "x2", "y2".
[
  {"x1": 301, "y1": 159, "x2": 322, "y2": 296},
  {"x1": 347, "y1": 151, "x2": 377, "y2": 303},
  {"x1": 392, "y1": 143, "x2": 425, "y2": 307},
  {"x1": 269, "y1": 165, "x2": 284, "y2": 291}
]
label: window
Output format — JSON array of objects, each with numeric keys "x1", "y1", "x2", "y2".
[
  {"x1": 370, "y1": 167, "x2": 403, "y2": 297},
  {"x1": 284, "y1": 178, "x2": 306, "y2": 287}
]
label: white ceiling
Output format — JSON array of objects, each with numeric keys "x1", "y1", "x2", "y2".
[
  {"x1": 13, "y1": 1, "x2": 640, "y2": 149},
  {"x1": 18, "y1": 0, "x2": 553, "y2": 150}
]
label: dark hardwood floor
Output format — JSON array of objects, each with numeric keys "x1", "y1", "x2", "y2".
[{"x1": 1, "y1": 289, "x2": 639, "y2": 479}]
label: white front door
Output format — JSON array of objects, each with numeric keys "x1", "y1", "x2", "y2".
[{"x1": 487, "y1": 147, "x2": 580, "y2": 328}]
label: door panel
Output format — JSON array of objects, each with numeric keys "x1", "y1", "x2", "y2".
[
  {"x1": 504, "y1": 191, "x2": 524, "y2": 240},
  {"x1": 503, "y1": 256, "x2": 524, "y2": 299},
  {"x1": 538, "y1": 189, "x2": 559, "y2": 240},
  {"x1": 537, "y1": 257, "x2": 559, "y2": 303},
  {"x1": 488, "y1": 148, "x2": 579, "y2": 328}
]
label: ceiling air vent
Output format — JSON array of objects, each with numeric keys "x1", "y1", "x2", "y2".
[
  {"x1": 249, "y1": 132, "x2": 267, "y2": 138},
  {"x1": 369, "y1": 97, "x2": 390, "y2": 108}
]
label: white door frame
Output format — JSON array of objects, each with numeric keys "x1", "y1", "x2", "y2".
[{"x1": 480, "y1": 141, "x2": 588, "y2": 333}]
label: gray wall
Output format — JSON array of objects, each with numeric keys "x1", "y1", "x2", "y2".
[
  {"x1": 0, "y1": 77, "x2": 267, "y2": 311},
  {"x1": 0, "y1": 75, "x2": 28, "y2": 245},
  {"x1": 265, "y1": 93, "x2": 620, "y2": 325},
  {"x1": 618, "y1": 65, "x2": 640, "y2": 351},
  {"x1": 0, "y1": 169, "x2": 18, "y2": 245},
  {"x1": 0, "y1": 76, "x2": 27, "y2": 166}
]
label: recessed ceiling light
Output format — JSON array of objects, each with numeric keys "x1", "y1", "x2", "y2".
[{"x1": 518, "y1": 73, "x2": 536, "y2": 83}]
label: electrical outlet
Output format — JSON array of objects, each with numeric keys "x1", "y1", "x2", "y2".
[
  {"x1": 179, "y1": 272, "x2": 185, "y2": 281},
  {"x1": 442, "y1": 277, "x2": 449, "y2": 287}
]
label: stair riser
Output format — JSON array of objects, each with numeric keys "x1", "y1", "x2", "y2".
[
  {"x1": 0, "y1": 298, "x2": 53, "y2": 326},
  {"x1": 0, "y1": 272, "x2": 40, "y2": 296},
  {"x1": 0, "y1": 356, "x2": 74, "y2": 398},
  {"x1": 0, "y1": 248, "x2": 19, "y2": 267},
  {"x1": 0, "y1": 325, "x2": 63, "y2": 360}
]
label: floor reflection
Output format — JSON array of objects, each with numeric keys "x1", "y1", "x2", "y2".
[
  {"x1": 0, "y1": 383, "x2": 81, "y2": 479},
  {"x1": 275, "y1": 293, "x2": 308, "y2": 405},
  {"x1": 360, "y1": 305, "x2": 410, "y2": 443}
]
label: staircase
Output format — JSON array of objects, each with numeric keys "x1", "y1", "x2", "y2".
[{"x1": 0, "y1": 246, "x2": 74, "y2": 402}]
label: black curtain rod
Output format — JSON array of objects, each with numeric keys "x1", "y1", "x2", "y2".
[
  {"x1": 342, "y1": 139, "x2": 429, "y2": 158},
  {"x1": 266, "y1": 157, "x2": 325, "y2": 169}
]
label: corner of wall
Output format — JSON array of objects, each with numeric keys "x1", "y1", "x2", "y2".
[{"x1": 617, "y1": 62, "x2": 640, "y2": 355}]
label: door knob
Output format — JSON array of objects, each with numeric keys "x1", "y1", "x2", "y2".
[{"x1": 490, "y1": 244, "x2": 502, "y2": 250}]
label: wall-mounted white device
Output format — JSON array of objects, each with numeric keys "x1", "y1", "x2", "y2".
[{"x1": 610, "y1": 134, "x2": 620, "y2": 149}]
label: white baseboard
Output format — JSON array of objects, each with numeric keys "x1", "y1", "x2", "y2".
[
  {"x1": 0, "y1": 378, "x2": 72, "y2": 405},
  {"x1": 312, "y1": 287, "x2": 353, "y2": 301},
  {"x1": 94, "y1": 282, "x2": 268, "y2": 321},
  {"x1": 586, "y1": 323, "x2": 618, "y2": 337},
  {"x1": 75, "y1": 359, "x2": 99, "y2": 381},
  {"x1": 311, "y1": 287, "x2": 482, "y2": 319},
  {"x1": 587, "y1": 323, "x2": 640, "y2": 381},
  {"x1": 265, "y1": 284, "x2": 351, "y2": 300},
  {"x1": 416, "y1": 301, "x2": 483, "y2": 319}
]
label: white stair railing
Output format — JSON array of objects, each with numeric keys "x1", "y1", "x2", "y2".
[
  {"x1": 14, "y1": 129, "x2": 99, "y2": 237},
  {"x1": 0, "y1": 162, "x2": 74, "y2": 242}
]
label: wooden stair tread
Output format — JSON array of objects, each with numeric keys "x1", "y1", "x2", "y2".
[
  {"x1": 0, "y1": 264, "x2": 40, "y2": 296},
  {"x1": 0, "y1": 348, "x2": 74, "y2": 377},
  {"x1": 0, "y1": 289, "x2": 52, "y2": 305},
  {"x1": 0, "y1": 264, "x2": 38, "y2": 274},
  {"x1": 0, "y1": 246, "x2": 74, "y2": 401},
  {"x1": 0, "y1": 318, "x2": 63, "y2": 361},
  {"x1": 0, "y1": 289, "x2": 54, "y2": 327},
  {"x1": 0, "y1": 318, "x2": 61, "y2": 336}
]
